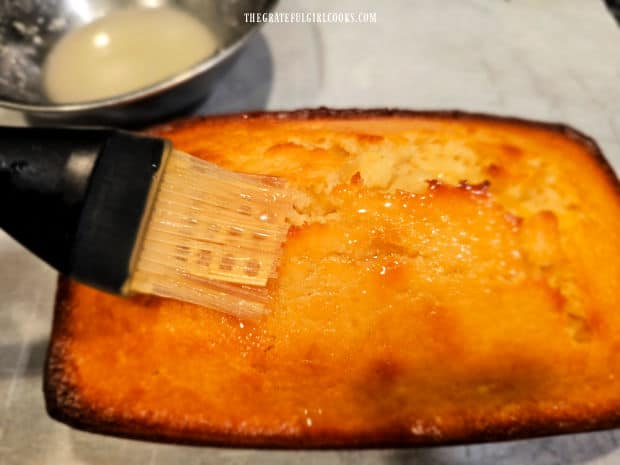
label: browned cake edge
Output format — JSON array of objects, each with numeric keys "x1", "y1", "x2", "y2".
[
  {"x1": 147, "y1": 108, "x2": 619, "y2": 193},
  {"x1": 44, "y1": 109, "x2": 620, "y2": 448}
]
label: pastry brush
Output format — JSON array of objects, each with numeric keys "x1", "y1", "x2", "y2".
[{"x1": 0, "y1": 127, "x2": 291, "y2": 318}]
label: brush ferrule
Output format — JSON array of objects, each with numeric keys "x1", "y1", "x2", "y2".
[
  {"x1": 70, "y1": 132, "x2": 168, "y2": 294},
  {"x1": 122, "y1": 139, "x2": 173, "y2": 295}
]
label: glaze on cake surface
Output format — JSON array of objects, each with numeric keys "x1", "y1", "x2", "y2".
[{"x1": 45, "y1": 110, "x2": 620, "y2": 447}]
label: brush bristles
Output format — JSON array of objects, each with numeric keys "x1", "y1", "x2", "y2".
[{"x1": 127, "y1": 150, "x2": 292, "y2": 318}]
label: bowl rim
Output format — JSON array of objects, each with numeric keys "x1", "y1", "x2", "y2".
[{"x1": 0, "y1": 0, "x2": 276, "y2": 114}]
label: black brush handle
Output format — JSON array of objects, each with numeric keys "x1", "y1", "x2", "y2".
[{"x1": 0, "y1": 126, "x2": 166, "y2": 293}]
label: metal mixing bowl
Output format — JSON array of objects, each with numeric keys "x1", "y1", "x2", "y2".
[{"x1": 0, "y1": 0, "x2": 276, "y2": 126}]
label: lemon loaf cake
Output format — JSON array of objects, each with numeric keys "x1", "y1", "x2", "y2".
[{"x1": 45, "y1": 109, "x2": 620, "y2": 447}]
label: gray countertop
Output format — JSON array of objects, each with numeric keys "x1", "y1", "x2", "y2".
[{"x1": 1, "y1": 1, "x2": 620, "y2": 464}]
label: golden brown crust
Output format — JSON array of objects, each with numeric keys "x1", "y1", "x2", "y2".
[
  {"x1": 45, "y1": 109, "x2": 620, "y2": 447},
  {"x1": 147, "y1": 107, "x2": 618, "y2": 192}
]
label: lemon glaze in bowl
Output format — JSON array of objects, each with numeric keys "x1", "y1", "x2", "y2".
[{"x1": 0, "y1": 0, "x2": 276, "y2": 126}]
